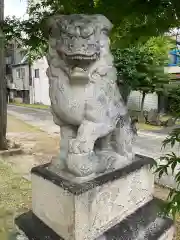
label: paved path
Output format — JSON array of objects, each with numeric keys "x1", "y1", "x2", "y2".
[
  {"x1": 7, "y1": 105, "x2": 180, "y2": 188},
  {"x1": 8, "y1": 105, "x2": 179, "y2": 158},
  {"x1": 145, "y1": 124, "x2": 180, "y2": 135},
  {"x1": 8, "y1": 105, "x2": 60, "y2": 135},
  {"x1": 7, "y1": 105, "x2": 169, "y2": 156}
]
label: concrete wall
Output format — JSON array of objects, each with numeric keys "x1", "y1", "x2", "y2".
[
  {"x1": 128, "y1": 91, "x2": 158, "y2": 111},
  {"x1": 30, "y1": 57, "x2": 50, "y2": 105},
  {"x1": 128, "y1": 66, "x2": 180, "y2": 112},
  {"x1": 164, "y1": 66, "x2": 180, "y2": 74}
]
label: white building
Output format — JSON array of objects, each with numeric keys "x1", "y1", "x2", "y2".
[
  {"x1": 30, "y1": 57, "x2": 50, "y2": 105},
  {"x1": 6, "y1": 41, "x2": 31, "y2": 103}
]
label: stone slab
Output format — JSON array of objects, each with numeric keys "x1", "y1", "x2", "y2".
[
  {"x1": 31, "y1": 155, "x2": 154, "y2": 240},
  {"x1": 15, "y1": 198, "x2": 174, "y2": 240},
  {"x1": 31, "y1": 154, "x2": 155, "y2": 195}
]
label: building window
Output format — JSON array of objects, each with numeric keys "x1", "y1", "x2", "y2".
[
  {"x1": 14, "y1": 90, "x2": 23, "y2": 98},
  {"x1": 6, "y1": 56, "x2": 13, "y2": 65},
  {"x1": 34, "y1": 69, "x2": 40, "y2": 78},
  {"x1": 16, "y1": 67, "x2": 25, "y2": 79},
  {"x1": 8, "y1": 75, "x2": 13, "y2": 83},
  {"x1": 6, "y1": 65, "x2": 12, "y2": 75}
]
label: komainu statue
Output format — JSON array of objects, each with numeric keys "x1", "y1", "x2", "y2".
[{"x1": 47, "y1": 14, "x2": 135, "y2": 178}]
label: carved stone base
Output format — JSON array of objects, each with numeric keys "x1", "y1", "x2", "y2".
[
  {"x1": 50, "y1": 150, "x2": 132, "y2": 178},
  {"x1": 31, "y1": 155, "x2": 154, "y2": 240},
  {"x1": 15, "y1": 199, "x2": 174, "y2": 240}
]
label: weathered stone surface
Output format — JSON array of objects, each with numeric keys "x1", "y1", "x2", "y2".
[
  {"x1": 15, "y1": 199, "x2": 174, "y2": 240},
  {"x1": 31, "y1": 157, "x2": 154, "y2": 240},
  {"x1": 164, "y1": 118, "x2": 174, "y2": 127},
  {"x1": 47, "y1": 14, "x2": 135, "y2": 177},
  {"x1": 31, "y1": 155, "x2": 155, "y2": 192},
  {"x1": 15, "y1": 229, "x2": 29, "y2": 240},
  {"x1": 146, "y1": 109, "x2": 161, "y2": 126}
]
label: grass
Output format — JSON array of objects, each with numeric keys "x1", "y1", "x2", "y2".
[
  {"x1": 137, "y1": 114, "x2": 180, "y2": 131},
  {"x1": 137, "y1": 122, "x2": 163, "y2": 131},
  {"x1": 138, "y1": 119, "x2": 180, "y2": 132},
  {"x1": 0, "y1": 159, "x2": 31, "y2": 239},
  {"x1": 7, "y1": 115, "x2": 41, "y2": 133},
  {"x1": 160, "y1": 115, "x2": 172, "y2": 122},
  {"x1": 9, "y1": 102, "x2": 49, "y2": 110}
]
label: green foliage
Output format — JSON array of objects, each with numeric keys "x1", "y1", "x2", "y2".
[
  {"x1": 166, "y1": 86, "x2": 180, "y2": 118},
  {"x1": 144, "y1": 36, "x2": 174, "y2": 65},
  {"x1": 113, "y1": 37, "x2": 170, "y2": 102},
  {"x1": 161, "y1": 188, "x2": 180, "y2": 219},
  {"x1": 162, "y1": 128, "x2": 180, "y2": 148},
  {"x1": 155, "y1": 127, "x2": 180, "y2": 218},
  {"x1": 112, "y1": 47, "x2": 140, "y2": 101},
  {"x1": 156, "y1": 87, "x2": 180, "y2": 218},
  {"x1": 4, "y1": 0, "x2": 180, "y2": 58}
]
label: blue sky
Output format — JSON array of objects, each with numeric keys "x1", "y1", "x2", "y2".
[{"x1": 5, "y1": 0, "x2": 27, "y2": 18}]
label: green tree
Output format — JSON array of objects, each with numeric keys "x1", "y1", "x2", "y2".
[
  {"x1": 3, "y1": 0, "x2": 180, "y2": 58},
  {"x1": 113, "y1": 37, "x2": 170, "y2": 114},
  {"x1": 166, "y1": 86, "x2": 180, "y2": 122}
]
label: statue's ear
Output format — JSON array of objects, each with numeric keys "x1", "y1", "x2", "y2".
[
  {"x1": 46, "y1": 15, "x2": 65, "y2": 37},
  {"x1": 94, "y1": 14, "x2": 113, "y2": 33}
]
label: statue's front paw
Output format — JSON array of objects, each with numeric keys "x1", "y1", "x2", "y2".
[{"x1": 69, "y1": 139, "x2": 93, "y2": 154}]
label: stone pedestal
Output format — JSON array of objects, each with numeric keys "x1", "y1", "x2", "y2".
[{"x1": 15, "y1": 155, "x2": 175, "y2": 240}]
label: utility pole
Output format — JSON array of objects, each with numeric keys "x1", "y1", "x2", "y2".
[{"x1": 0, "y1": 0, "x2": 7, "y2": 150}]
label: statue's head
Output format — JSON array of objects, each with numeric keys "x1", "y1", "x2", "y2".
[{"x1": 48, "y1": 14, "x2": 113, "y2": 63}]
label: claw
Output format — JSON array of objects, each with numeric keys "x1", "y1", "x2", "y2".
[
  {"x1": 81, "y1": 142, "x2": 91, "y2": 153},
  {"x1": 68, "y1": 140, "x2": 73, "y2": 153},
  {"x1": 72, "y1": 141, "x2": 81, "y2": 154},
  {"x1": 68, "y1": 139, "x2": 93, "y2": 154}
]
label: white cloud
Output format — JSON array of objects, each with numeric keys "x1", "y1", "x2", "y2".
[{"x1": 5, "y1": 0, "x2": 27, "y2": 18}]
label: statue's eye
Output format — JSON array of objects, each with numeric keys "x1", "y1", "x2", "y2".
[
  {"x1": 68, "y1": 28, "x2": 76, "y2": 36},
  {"x1": 101, "y1": 29, "x2": 108, "y2": 35},
  {"x1": 81, "y1": 27, "x2": 93, "y2": 37}
]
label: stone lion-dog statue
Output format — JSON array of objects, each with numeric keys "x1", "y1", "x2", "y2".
[{"x1": 46, "y1": 14, "x2": 135, "y2": 178}]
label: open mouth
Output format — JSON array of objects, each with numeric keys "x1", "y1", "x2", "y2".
[{"x1": 65, "y1": 53, "x2": 98, "y2": 60}]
